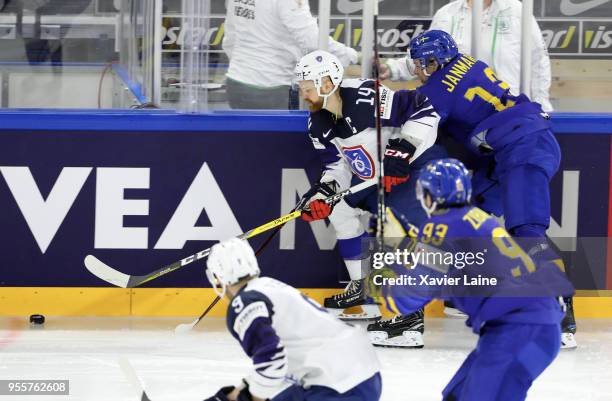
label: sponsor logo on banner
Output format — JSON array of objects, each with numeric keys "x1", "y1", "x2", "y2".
[
  {"x1": 0, "y1": 127, "x2": 609, "y2": 289},
  {"x1": 0, "y1": 163, "x2": 242, "y2": 253},
  {"x1": 342, "y1": 145, "x2": 375, "y2": 179},
  {"x1": 344, "y1": 19, "x2": 429, "y2": 54},
  {"x1": 161, "y1": 18, "x2": 225, "y2": 48},
  {"x1": 337, "y1": 0, "x2": 385, "y2": 15},
  {"x1": 583, "y1": 22, "x2": 612, "y2": 52},
  {"x1": 332, "y1": 0, "x2": 430, "y2": 16},
  {"x1": 560, "y1": 0, "x2": 612, "y2": 16},
  {"x1": 545, "y1": 0, "x2": 612, "y2": 17},
  {"x1": 539, "y1": 21, "x2": 580, "y2": 53}
]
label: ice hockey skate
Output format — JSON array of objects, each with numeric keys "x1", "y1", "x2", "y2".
[
  {"x1": 367, "y1": 310, "x2": 425, "y2": 348},
  {"x1": 443, "y1": 300, "x2": 467, "y2": 318},
  {"x1": 324, "y1": 279, "x2": 381, "y2": 320},
  {"x1": 561, "y1": 296, "x2": 577, "y2": 349}
]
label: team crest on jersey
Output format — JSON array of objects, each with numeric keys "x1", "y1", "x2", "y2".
[{"x1": 342, "y1": 145, "x2": 375, "y2": 179}]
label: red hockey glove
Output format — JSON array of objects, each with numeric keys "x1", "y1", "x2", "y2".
[
  {"x1": 298, "y1": 180, "x2": 339, "y2": 221},
  {"x1": 302, "y1": 200, "x2": 332, "y2": 221}
]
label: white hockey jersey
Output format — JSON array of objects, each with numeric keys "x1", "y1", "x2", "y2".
[
  {"x1": 385, "y1": 0, "x2": 553, "y2": 111},
  {"x1": 223, "y1": 0, "x2": 358, "y2": 87},
  {"x1": 308, "y1": 79, "x2": 440, "y2": 190},
  {"x1": 227, "y1": 277, "x2": 380, "y2": 399}
]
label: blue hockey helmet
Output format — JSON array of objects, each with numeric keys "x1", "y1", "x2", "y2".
[
  {"x1": 409, "y1": 30, "x2": 459, "y2": 68},
  {"x1": 416, "y1": 158, "x2": 472, "y2": 215}
]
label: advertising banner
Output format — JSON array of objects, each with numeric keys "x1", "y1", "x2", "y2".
[
  {"x1": 550, "y1": 135, "x2": 611, "y2": 290},
  {"x1": 0, "y1": 127, "x2": 609, "y2": 290},
  {"x1": 0, "y1": 130, "x2": 344, "y2": 288}
]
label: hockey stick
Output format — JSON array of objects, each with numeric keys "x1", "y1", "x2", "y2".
[
  {"x1": 174, "y1": 294, "x2": 221, "y2": 333},
  {"x1": 85, "y1": 179, "x2": 376, "y2": 288},
  {"x1": 174, "y1": 208, "x2": 295, "y2": 333},
  {"x1": 118, "y1": 357, "x2": 152, "y2": 401},
  {"x1": 372, "y1": 0, "x2": 386, "y2": 250}
]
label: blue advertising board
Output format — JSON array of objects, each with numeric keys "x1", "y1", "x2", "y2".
[{"x1": 0, "y1": 111, "x2": 611, "y2": 289}]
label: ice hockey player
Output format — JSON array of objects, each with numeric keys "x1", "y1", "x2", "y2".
[
  {"x1": 295, "y1": 49, "x2": 447, "y2": 347},
  {"x1": 369, "y1": 158, "x2": 574, "y2": 401},
  {"x1": 203, "y1": 238, "x2": 381, "y2": 401},
  {"x1": 408, "y1": 30, "x2": 577, "y2": 348}
]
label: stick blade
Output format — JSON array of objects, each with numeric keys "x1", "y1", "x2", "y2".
[
  {"x1": 174, "y1": 321, "x2": 196, "y2": 334},
  {"x1": 84, "y1": 255, "x2": 130, "y2": 288},
  {"x1": 118, "y1": 357, "x2": 152, "y2": 401}
]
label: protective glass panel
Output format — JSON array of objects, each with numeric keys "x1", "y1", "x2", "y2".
[
  {"x1": 378, "y1": 0, "x2": 612, "y2": 112},
  {"x1": 0, "y1": 0, "x2": 122, "y2": 108},
  {"x1": 1, "y1": 1, "x2": 610, "y2": 111}
]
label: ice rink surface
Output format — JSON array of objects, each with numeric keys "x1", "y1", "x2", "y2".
[{"x1": 0, "y1": 317, "x2": 610, "y2": 401}]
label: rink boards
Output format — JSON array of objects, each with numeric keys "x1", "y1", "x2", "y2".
[{"x1": 0, "y1": 110, "x2": 611, "y2": 317}]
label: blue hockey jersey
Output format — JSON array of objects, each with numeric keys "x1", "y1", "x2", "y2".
[
  {"x1": 416, "y1": 53, "x2": 551, "y2": 155},
  {"x1": 380, "y1": 206, "x2": 574, "y2": 333}
]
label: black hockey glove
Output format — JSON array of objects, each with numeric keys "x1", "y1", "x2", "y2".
[
  {"x1": 203, "y1": 386, "x2": 235, "y2": 401},
  {"x1": 297, "y1": 180, "x2": 340, "y2": 221},
  {"x1": 383, "y1": 139, "x2": 416, "y2": 193},
  {"x1": 203, "y1": 384, "x2": 254, "y2": 401}
]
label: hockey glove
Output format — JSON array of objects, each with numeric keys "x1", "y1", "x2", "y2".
[
  {"x1": 203, "y1": 386, "x2": 235, "y2": 401},
  {"x1": 383, "y1": 138, "x2": 415, "y2": 193},
  {"x1": 203, "y1": 384, "x2": 254, "y2": 401},
  {"x1": 299, "y1": 180, "x2": 340, "y2": 222}
]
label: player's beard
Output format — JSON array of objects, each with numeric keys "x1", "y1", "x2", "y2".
[{"x1": 306, "y1": 97, "x2": 324, "y2": 112}]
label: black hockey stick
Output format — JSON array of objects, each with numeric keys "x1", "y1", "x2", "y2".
[
  {"x1": 174, "y1": 206, "x2": 297, "y2": 333},
  {"x1": 85, "y1": 180, "x2": 376, "y2": 288},
  {"x1": 372, "y1": 1, "x2": 386, "y2": 250}
]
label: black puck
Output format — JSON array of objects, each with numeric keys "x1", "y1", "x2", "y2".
[{"x1": 29, "y1": 314, "x2": 45, "y2": 325}]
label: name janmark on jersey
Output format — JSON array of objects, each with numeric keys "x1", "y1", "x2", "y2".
[{"x1": 441, "y1": 54, "x2": 477, "y2": 93}]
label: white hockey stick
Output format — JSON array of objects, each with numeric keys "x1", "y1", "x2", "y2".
[
  {"x1": 118, "y1": 357, "x2": 152, "y2": 401},
  {"x1": 85, "y1": 179, "x2": 376, "y2": 288}
]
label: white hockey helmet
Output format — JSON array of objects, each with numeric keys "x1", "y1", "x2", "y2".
[
  {"x1": 295, "y1": 50, "x2": 344, "y2": 106},
  {"x1": 206, "y1": 238, "x2": 260, "y2": 298}
]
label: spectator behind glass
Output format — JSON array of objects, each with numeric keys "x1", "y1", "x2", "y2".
[
  {"x1": 223, "y1": 0, "x2": 358, "y2": 110},
  {"x1": 0, "y1": 0, "x2": 96, "y2": 64},
  {"x1": 381, "y1": 0, "x2": 553, "y2": 111}
]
